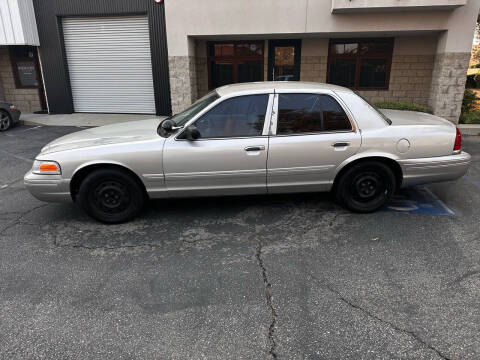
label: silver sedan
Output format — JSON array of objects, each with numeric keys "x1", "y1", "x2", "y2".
[{"x1": 24, "y1": 82, "x2": 471, "y2": 223}]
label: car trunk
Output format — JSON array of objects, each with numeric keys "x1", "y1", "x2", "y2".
[{"x1": 379, "y1": 109, "x2": 455, "y2": 127}]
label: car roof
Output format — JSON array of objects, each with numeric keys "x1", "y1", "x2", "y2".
[{"x1": 215, "y1": 81, "x2": 353, "y2": 97}]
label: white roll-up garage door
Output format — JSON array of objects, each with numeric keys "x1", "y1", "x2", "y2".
[{"x1": 62, "y1": 16, "x2": 156, "y2": 114}]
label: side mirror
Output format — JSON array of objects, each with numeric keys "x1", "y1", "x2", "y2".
[
  {"x1": 161, "y1": 119, "x2": 175, "y2": 132},
  {"x1": 185, "y1": 125, "x2": 201, "y2": 141}
]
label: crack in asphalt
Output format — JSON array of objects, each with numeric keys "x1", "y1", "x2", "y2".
[
  {"x1": 447, "y1": 269, "x2": 480, "y2": 287},
  {"x1": 307, "y1": 274, "x2": 451, "y2": 360},
  {"x1": 255, "y1": 241, "x2": 278, "y2": 359},
  {"x1": 52, "y1": 239, "x2": 165, "y2": 251},
  {"x1": 0, "y1": 204, "x2": 49, "y2": 235}
]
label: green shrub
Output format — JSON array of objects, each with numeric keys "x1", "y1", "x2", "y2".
[
  {"x1": 374, "y1": 101, "x2": 430, "y2": 113},
  {"x1": 466, "y1": 74, "x2": 477, "y2": 88},
  {"x1": 460, "y1": 111, "x2": 480, "y2": 124},
  {"x1": 462, "y1": 89, "x2": 477, "y2": 114}
]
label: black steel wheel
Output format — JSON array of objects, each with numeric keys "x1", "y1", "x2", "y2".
[
  {"x1": 335, "y1": 161, "x2": 396, "y2": 213},
  {"x1": 0, "y1": 111, "x2": 12, "y2": 132},
  {"x1": 78, "y1": 168, "x2": 146, "y2": 223}
]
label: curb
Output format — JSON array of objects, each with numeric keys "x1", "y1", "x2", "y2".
[{"x1": 458, "y1": 125, "x2": 480, "y2": 136}]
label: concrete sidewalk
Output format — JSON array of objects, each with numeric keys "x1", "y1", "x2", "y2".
[{"x1": 21, "y1": 112, "x2": 166, "y2": 127}]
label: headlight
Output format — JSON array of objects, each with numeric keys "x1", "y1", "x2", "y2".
[{"x1": 32, "y1": 160, "x2": 61, "y2": 175}]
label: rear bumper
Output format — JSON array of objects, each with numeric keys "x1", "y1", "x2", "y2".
[
  {"x1": 10, "y1": 109, "x2": 21, "y2": 124},
  {"x1": 399, "y1": 151, "x2": 471, "y2": 187},
  {"x1": 24, "y1": 171, "x2": 72, "y2": 203}
]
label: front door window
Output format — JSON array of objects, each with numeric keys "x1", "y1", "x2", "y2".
[{"x1": 193, "y1": 94, "x2": 269, "y2": 138}]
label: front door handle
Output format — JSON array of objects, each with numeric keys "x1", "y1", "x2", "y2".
[
  {"x1": 332, "y1": 142, "x2": 350, "y2": 147},
  {"x1": 245, "y1": 145, "x2": 266, "y2": 152}
]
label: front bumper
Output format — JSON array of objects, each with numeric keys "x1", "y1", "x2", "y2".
[
  {"x1": 399, "y1": 151, "x2": 471, "y2": 187},
  {"x1": 24, "y1": 171, "x2": 72, "y2": 203}
]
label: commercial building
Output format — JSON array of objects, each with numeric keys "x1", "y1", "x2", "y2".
[{"x1": 0, "y1": 0, "x2": 478, "y2": 123}]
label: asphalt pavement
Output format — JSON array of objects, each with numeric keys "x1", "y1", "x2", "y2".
[{"x1": 1, "y1": 124, "x2": 479, "y2": 359}]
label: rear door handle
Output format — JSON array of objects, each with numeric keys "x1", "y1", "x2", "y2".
[
  {"x1": 245, "y1": 145, "x2": 265, "y2": 152},
  {"x1": 332, "y1": 142, "x2": 350, "y2": 147}
]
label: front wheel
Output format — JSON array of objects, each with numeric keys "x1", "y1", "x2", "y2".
[
  {"x1": 0, "y1": 111, "x2": 12, "y2": 131},
  {"x1": 78, "y1": 168, "x2": 146, "y2": 223},
  {"x1": 335, "y1": 161, "x2": 396, "y2": 213}
]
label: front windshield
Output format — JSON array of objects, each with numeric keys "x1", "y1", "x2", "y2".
[
  {"x1": 170, "y1": 91, "x2": 220, "y2": 126},
  {"x1": 355, "y1": 92, "x2": 392, "y2": 125}
]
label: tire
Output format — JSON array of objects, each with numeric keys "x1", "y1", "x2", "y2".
[
  {"x1": 78, "y1": 168, "x2": 146, "y2": 223},
  {"x1": 0, "y1": 111, "x2": 12, "y2": 132},
  {"x1": 335, "y1": 161, "x2": 396, "y2": 213}
]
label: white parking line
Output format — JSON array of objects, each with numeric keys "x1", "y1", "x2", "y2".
[
  {"x1": 0, "y1": 185, "x2": 7, "y2": 189},
  {"x1": 20, "y1": 126, "x2": 43, "y2": 132}
]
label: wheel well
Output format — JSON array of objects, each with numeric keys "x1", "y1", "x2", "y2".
[
  {"x1": 332, "y1": 157, "x2": 403, "y2": 192},
  {"x1": 70, "y1": 164, "x2": 148, "y2": 202},
  {"x1": 0, "y1": 109, "x2": 11, "y2": 119}
]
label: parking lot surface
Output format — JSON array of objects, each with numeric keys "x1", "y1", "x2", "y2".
[{"x1": 1, "y1": 124, "x2": 480, "y2": 359}]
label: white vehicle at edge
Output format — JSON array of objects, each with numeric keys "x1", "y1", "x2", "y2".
[{"x1": 24, "y1": 82, "x2": 470, "y2": 223}]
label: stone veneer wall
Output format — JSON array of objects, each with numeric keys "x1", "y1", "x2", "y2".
[
  {"x1": 300, "y1": 54, "x2": 434, "y2": 107},
  {"x1": 428, "y1": 52, "x2": 471, "y2": 123},
  {"x1": 0, "y1": 48, "x2": 41, "y2": 113},
  {"x1": 168, "y1": 56, "x2": 197, "y2": 114},
  {"x1": 355, "y1": 55, "x2": 434, "y2": 107},
  {"x1": 300, "y1": 56, "x2": 328, "y2": 83},
  {"x1": 195, "y1": 56, "x2": 208, "y2": 100}
]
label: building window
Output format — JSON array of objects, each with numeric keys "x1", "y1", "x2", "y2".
[
  {"x1": 207, "y1": 41, "x2": 264, "y2": 90},
  {"x1": 327, "y1": 38, "x2": 394, "y2": 90}
]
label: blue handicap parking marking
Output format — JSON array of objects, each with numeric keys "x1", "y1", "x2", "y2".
[{"x1": 385, "y1": 186, "x2": 455, "y2": 216}]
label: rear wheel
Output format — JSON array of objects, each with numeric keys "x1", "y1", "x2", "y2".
[
  {"x1": 78, "y1": 168, "x2": 146, "y2": 223},
  {"x1": 335, "y1": 161, "x2": 396, "y2": 213},
  {"x1": 0, "y1": 111, "x2": 12, "y2": 131}
]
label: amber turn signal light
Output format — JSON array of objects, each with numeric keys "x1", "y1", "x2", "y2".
[{"x1": 32, "y1": 160, "x2": 61, "y2": 175}]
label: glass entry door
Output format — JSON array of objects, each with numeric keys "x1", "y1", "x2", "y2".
[
  {"x1": 268, "y1": 40, "x2": 302, "y2": 81},
  {"x1": 208, "y1": 41, "x2": 264, "y2": 89}
]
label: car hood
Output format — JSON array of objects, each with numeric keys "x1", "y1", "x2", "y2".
[
  {"x1": 379, "y1": 109, "x2": 454, "y2": 127},
  {"x1": 40, "y1": 119, "x2": 162, "y2": 154}
]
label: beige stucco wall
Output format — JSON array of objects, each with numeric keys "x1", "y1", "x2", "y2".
[
  {"x1": 0, "y1": 47, "x2": 41, "y2": 113},
  {"x1": 165, "y1": 0, "x2": 479, "y2": 57}
]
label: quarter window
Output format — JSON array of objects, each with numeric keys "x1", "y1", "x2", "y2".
[
  {"x1": 277, "y1": 94, "x2": 351, "y2": 135},
  {"x1": 328, "y1": 38, "x2": 393, "y2": 90},
  {"x1": 194, "y1": 94, "x2": 269, "y2": 138}
]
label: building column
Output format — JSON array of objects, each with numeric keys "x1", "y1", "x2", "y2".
[
  {"x1": 168, "y1": 37, "x2": 197, "y2": 115},
  {"x1": 428, "y1": 1, "x2": 479, "y2": 123},
  {"x1": 428, "y1": 51, "x2": 471, "y2": 123}
]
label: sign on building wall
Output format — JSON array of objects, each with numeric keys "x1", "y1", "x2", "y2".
[{"x1": 16, "y1": 61, "x2": 38, "y2": 87}]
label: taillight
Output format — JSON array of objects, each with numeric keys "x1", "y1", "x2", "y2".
[{"x1": 453, "y1": 127, "x2": 462, "y2": 153}]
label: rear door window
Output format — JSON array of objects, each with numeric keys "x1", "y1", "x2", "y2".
[{"x1": 277, "y1": 93, "x2": 352, "y2": 135}]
